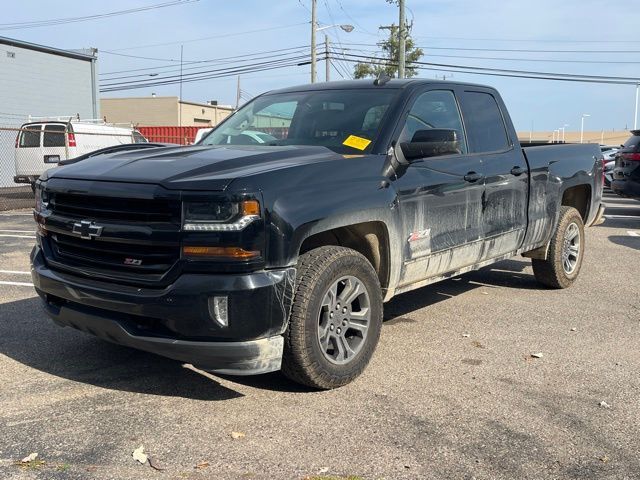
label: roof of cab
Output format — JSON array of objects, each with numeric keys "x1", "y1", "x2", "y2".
[{"x1": 267, "y1": 78, "x2": 493, "y2": 94}]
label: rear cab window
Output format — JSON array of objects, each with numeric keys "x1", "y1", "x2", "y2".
[
  {"x1": 19, "y1": 124, "x2": 42, "y2": 148},
  {"x1": 459, "y1": 91, "x2": 511, "y2": 153},
  {"x1": 43, "y1": 124, "x2": 66, "y2": 147},
  {"x1": 622, "y1": 135, "x2": 640, "y2": 151}
]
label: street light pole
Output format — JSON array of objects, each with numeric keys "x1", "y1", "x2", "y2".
[
  {"x1": 580, "y1": 114, "x2": 590, "y2": 143},
  {"x1": 398, "y1": 0, "x2": 406, "y2": 79},
  {"x1": 310, "y1": 0, "x2": 317, "y2": 83}
]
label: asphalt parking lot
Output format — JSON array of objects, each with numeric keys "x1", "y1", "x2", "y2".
[{"x1": 0, "y1": 192, "x2": 638, "y2": 480}]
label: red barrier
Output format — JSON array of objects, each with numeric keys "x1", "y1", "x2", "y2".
[{"x1": 137, "y1": 126, "x2": 203, "y2": 145}]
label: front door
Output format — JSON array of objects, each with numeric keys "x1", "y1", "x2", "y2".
[{"x1": 393, "y1": 89, "x2": 485, "y2": 289}]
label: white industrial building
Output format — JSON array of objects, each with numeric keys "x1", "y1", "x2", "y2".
[{"x1": 0, "y1": 36, "x2": 98, "y2": 187}]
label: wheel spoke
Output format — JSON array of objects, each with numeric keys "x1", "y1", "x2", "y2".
[
  {"x1": 319, "y1": 331, "x2": 331, "y2": 352},
  {"x1": 335, "y1": 335, "x2": 355, "y2": 361},
  {"x1": 322, "y1": 282, "x2": 338, "y2": 309},
  {"x1": 339, "y1": 278, "x2": 363, "y2": 306},
  {"x1": 568, "y1": 244, "x2": 579, "y2": 255}
]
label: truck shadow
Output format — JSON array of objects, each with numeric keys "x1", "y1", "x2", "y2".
[
  {"x1": 608, "y1": 235, "x2": 640, "y2": 251},
  {"x1": 0, "y1": 258, "x2": 538, "y2": 396},
  {"x1": 0, "y1": 296, "x2": 244, "y2": 401}
]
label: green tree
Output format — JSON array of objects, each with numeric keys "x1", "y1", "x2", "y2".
[{"x1": 353, "y1": 24, "x2": 423, "y2": 79}]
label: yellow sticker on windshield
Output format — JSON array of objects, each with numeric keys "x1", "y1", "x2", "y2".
[{"x1": 343, "y1": 135, "x2": 371, "y2": 151}]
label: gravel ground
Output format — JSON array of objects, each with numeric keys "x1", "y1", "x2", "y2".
[{"x1": 0, "y1": 193, "x2": 638, "y2": 480}]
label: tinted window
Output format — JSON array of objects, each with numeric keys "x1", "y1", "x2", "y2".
[
  {"x1": 43, "y1": 124, "x2": 66, "y2": 147},
  {"x1": 19, "y1": 125, "x2": 41, "y2": 148},
  {"x1": 399, "y1": 90, "x2": 467, "y2": 154},
  {"x1": 622, "y1": 135, "x2": 640, "y2": 151},
  {"x1": 460, "y1": 91, "x2": 510, "y2": 153}
]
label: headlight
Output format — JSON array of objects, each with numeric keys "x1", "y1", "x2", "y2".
[
  {"x1": 34, "y1": 184, "x2": 48, "y2": 213},
  {"x1": 183, "y1": 199, "x2": 260, "y2": 231}
]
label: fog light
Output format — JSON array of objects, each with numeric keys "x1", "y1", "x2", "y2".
[{"x1": 208, "y1": 296, "x2": 228, "y2": 327}]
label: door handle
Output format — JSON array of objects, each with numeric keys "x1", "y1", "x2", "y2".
[
  {"x1": 464, "y1": 172, "x2": 484, "y2": 183},
  {"x1": 510, "y1": 166, "x2": 526, "y2": 176}
]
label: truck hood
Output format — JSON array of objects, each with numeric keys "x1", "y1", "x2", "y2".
[{"x1": 47, "y1": 145, "x2": 343, "y2": 190}]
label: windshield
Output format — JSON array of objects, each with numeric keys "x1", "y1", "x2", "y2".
[{"x1": 200, "y1": 89, "x2": 398, "y2": 154}]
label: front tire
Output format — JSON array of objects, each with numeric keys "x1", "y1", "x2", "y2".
[
  {"x1": 532, "y1": 206, "x2": 585, "y2": 289},
  {"x1": 282, "y1": 246, "x2": 383, "y2": 389}
]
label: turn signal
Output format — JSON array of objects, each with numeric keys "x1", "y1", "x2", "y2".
[
  {"x1": 183, "y1": 246, "x2": 260, "y2": 259},
  {"x1": 241, "y1": 200, "x2": 260, "y2": 216}
]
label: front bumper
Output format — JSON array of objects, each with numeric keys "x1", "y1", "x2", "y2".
[{"x1": 31, "y1": 246, "x2": 295, "y2": 375}]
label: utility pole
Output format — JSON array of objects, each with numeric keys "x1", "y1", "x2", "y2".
[
  {"x1": 311, "y1": 0, "x2": 317, "y2": 83},
  {"x1": 580, "y1": 113, "x2": 590, "y2": 143},
  {"x1": 178, "y1": 44, "x2": 183, "y2": 128},
  {"x1": 325, "y1": 35, "x2": 330, "y2": 82},
  {"x1": 236, "y1": 76, "x2": 241, "y2": 109},
  {"x1": 398, "y1": 0, "x2": 406, "y2": 79}
]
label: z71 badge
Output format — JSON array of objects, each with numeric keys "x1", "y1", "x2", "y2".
[{"x1": 123, "y1": 258, "x2": 143, "y2": 266}]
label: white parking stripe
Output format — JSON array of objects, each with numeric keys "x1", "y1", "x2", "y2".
[
  {"x1": 0, "y1": 213, "x2": 33, "y2": 217},
  {"x1": 0, "y1": 230, "x2": 35, "y2": 233},
  {"x1": 0, "y1": 280, "x2": 33, "y2": 287},
  {"x1": 0, "y1": 234, "x2": 35, "y2": 239},
  {"x1": 0, "y1": 270, "x2": 31, "y2": 275},
  {"x1": 628, "y1": 231, "x2": 639, "y2": 237}
]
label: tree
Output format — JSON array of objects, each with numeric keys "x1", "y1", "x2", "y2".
[{"x1": 353, "y1": 24, "x2": 423, "y2": 79}]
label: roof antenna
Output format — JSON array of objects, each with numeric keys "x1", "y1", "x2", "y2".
[{"x1": 374, "y1": 73, "x2": 391, "y2": 86}]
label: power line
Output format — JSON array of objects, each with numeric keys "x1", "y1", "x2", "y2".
[
  {"x1": 331, "y1": 52, "x2": 640, "y2": 85},
  {"x1": 411, "y1": 35, "x2": 640, "y2": 44},
  {"x1": 99, "y1": 45, "x2": 311, "y2": 76},
  {"x1": 339, "y1": 42, "x2": 640, "y2": 54},
  {"x1": 337, "y1": 46, "x2": 640, "y2": 65},
  {"x1": 101, "y1": 47, "x2": 312, "y2": 81},
  {"x1": 0, "y1": 0, "x2": 198, "y2": 31},
  {"x1": 100, "y1": 54, "x2": 312, "y2": 88},
  {"x1": 107, "y1": 22, "x2": 309, "y2": 52},
  {"x1": 100, "y1": 56, "x2": 315, "y2": 92}
]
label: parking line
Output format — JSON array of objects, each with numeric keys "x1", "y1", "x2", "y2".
[
  {"x1": 0, "y1": 234, "x2": 36, "y2": 239},
  {"x1": 0, "y1": 230, "x2": 35, "y2": 234},
  {"x1": 628, "y1": 231, "x2": 639, "y2": 237},
  {"x1": 0, "y1": 213, "x2": 33, "y2": 217},
  {"x1": 0, "y1": 270, "x2": 31, "y2": 275},
  {"x1": 0, "y1": 280, "x2": 33, "y2": 287}
]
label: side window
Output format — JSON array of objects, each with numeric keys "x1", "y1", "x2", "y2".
[
  {"x1": 459, "y1": 91, "x2": 510, "y2": 153},
  {"x1": 399, "y1": 90, "x2": 467, "y2": 155},
  {"x1": 43, "y1": 124, "x2": 66, "y2": 147}
]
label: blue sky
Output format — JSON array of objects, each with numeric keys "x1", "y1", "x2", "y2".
[{"x1": 3, "y1": 0, "x2": 639, "y2": 132}]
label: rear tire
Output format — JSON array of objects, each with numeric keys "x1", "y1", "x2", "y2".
[
  {"x1": 282, "y1": 246, "x2": 383, "y2": 389},
  {"x1": 532, "y1": 206, "x2": 585, "y2": 289}
]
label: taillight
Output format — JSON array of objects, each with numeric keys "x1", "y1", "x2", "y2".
[
  {"x1": 67, "y1": 132, "x2": 76, "y2": 147},
  {"x1": 622, "y1": 152, "x2": 640, "y2": 161}
]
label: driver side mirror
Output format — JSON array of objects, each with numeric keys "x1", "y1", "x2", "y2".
[{"x1": 400, "y1": 129, "x2": 461, "y2": 161}]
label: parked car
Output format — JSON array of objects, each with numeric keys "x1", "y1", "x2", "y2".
[
  {"x1": 14, "y1": 118, "x2": 147, "y2": 190},
  {"x1": 611, "y1": 130, "x2": 640, "y2": 200},
  {"x1": 31, "y1": 79, "x2": 604, "y2": 389},
  {"x1": 601, "y1": 145, "x2": 619, "y2": 161}
]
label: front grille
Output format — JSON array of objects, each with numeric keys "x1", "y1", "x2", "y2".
[
  {"x1": 44, "y1": 191, "x2": 182, "y2": 282},
  {"x1": 49, "y1": 232, "x2": 179, "y2": 275},
  {"x1": 50, "y1": 193, "x2": 181, "y2": 224}
]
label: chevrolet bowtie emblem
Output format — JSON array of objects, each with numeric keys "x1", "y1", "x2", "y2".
[{"x1": 72, "y1": 220, "x2": 103, "y2": 240}]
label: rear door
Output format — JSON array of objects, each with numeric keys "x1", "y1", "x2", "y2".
[
  {"x1": 15, "y1": 123, "x2": 43, "y2": 176},
  {"x1": 42, "y1": 123, "x2": 68, "y2": 163},
  {"x1": 458, "y1": 89, "x2": 529, "y2": 260},
  {"x1": 393, "y1": 88, "x2": 485, "y2": 288}
]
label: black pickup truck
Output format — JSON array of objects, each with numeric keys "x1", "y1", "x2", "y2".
[{"x1": 31, "y1": 79, "x2": 604, "y2": 389}]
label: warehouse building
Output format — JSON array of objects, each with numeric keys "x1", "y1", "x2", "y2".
[
  {"x1": 100, "y1": 97, "x2": 234, "y2": 127},
  {"x1": 0, "y1": 36, "x2": 98, "y2": 188}
]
